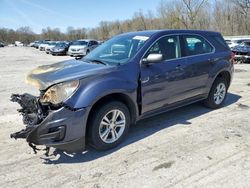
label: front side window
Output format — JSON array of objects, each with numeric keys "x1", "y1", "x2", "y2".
[
  {"x1": 183, "y1": 35, "x2": 213, "y2": 56},
  {"x1": 145, "y1": 35, "x2": 180, "y2": 61}
]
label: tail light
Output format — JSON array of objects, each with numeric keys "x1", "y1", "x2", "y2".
[{"x1": 230, "y1": 52, "x2": 236, "y2": 64}]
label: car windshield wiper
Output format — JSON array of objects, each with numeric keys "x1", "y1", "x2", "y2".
[
  {"x1": 90, "y1": 59, "x2": 107, "y2": 65},
  {"x1": 85, "y1": 59, "x2": 107, "y2": 65}
]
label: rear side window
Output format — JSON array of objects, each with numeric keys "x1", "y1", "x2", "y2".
[
  {"x1": 146, "y1": 35, "x2": 181, "y2": 61},
  {"x1": 182, "y1": 35, "x2": 213, "y2": 57},
  {"x1": 211, "y1": 35, "x2": 230, "y2": 51}
]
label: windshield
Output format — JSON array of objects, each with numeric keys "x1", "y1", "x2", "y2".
[
  {"x1": 49, "y1": 42, "x2": 57, "y2": 45},
  {"x1": 83, "y1": 34, "x2": 149, "y2": 65},
  {"x1": 72, "y1": 41, "x2": 88, "y2": 46},
  {"x1": 56, "y1": 42, "x2": 67, "y2": 47}
]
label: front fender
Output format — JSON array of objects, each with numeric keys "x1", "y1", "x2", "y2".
[{"x1": 65, "y1": 75, "x2": 138, "y2": 109}]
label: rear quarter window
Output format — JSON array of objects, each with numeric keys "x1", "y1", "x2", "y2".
[
  {"x1": 181, "y1": 35, "x2": 213, "y2": 57},
  {"x1": 209, "y1": 35, "x2": 230, "y2": 52}
]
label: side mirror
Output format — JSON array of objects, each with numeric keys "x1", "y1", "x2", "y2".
[{"x1": 142, "y1": 54, "x2": 163, "y2": 65}]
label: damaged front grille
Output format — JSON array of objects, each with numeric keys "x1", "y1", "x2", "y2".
[
  {"x1": 10, "y1": 93, "x2": 51, "y2": 154},
  {"x1": 10, "y1": 93, "x2": 45, "y2": 127},
  {"x1": 10, "y1": 93, "x2": 66, "y2": 155}
]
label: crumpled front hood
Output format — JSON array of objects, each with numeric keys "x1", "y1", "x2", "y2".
[{"x1": 26, "y1": 59, "x2": 112, "y2": 90}]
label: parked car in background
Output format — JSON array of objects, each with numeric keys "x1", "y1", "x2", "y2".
[
  {"x1": 33, "y1": 41, "x2": 41, "y2": 48},
  {"x1": 50, "y1": 42, "x2": 71, "y2": 56},
  {"x1": 28, "y1": 42, "x2": 35, "y2": 47},
  {"x1": 98, "y1": 40, "x2": 104, "y2": 45},
  {"x1": 68, "y1": 39, "x2": 98, "y2": 58},
  {"x1": 232, "y1": 40, "x2": 250, "y2": 63},
  {"x1": 11, "y1": 30, "x2": 234, "y2": 152},
  {"x1": 225, "y1": 38, "x2": 250, "y2": 49},
  {"x1": 39, "y1": 41, "x2": 50, "y2": 51},
  {"x1": 0, "y1": 42, "x2": 5, "y2": 47},
  {"x1": 45, "y1": 41, "x2": 57, "y2": 54},
  {"x1": 15, "y1": 41, "x2": 24, "y2": 47}
]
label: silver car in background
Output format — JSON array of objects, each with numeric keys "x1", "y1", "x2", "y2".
[
  {"x1": 45, "y1": 41, "x2": 57, "y2": 54},
  {"x1": 39, "y1": 41, "x2": 50, "y2": 51},
  {"x1": 68, "y1": 39, "x2": 99, "y2": 57}
]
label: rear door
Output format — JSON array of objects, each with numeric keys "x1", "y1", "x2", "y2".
[{"x1": 179, "y1": 34, "x2": 215, "y2": 96}]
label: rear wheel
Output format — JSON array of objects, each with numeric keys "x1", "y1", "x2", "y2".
[
  {"x1": 204, "y1": 78, "x2": 228, "y2": 109},
  {"x1": 87, "y1": 101, "x2": 130, "y2": 150}
]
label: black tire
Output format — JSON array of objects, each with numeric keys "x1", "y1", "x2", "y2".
[
  {"x1": 204, "y1": 77, "x2": 228, "y2": 109},
  {"x1": 87, "y1": 101, "x2": 130, "y2": 150}
]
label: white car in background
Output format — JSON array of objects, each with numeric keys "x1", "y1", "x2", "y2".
[
  {"x1": 15, "y1": 41, "x2": 24, "y2": 47},
  {"x1": 68, "y1": 39, "x2": 99, "y2": 58},
  {"x1": 39, "y1": 41, "x2": 50, "y2": 51},
  {"x1": 45, "y1": 41, "x2": 57, "y2": 54}
]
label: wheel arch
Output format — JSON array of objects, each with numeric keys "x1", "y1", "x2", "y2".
[
  {"x1": 206, "y1": 68, "x2": 232, "y2": 95},
  {"x1": 85, "y1": 93, "x2": 138, "y2": 136},
  {"x1": 213, "y1": 70, "x2": 231, "y2": 88}
]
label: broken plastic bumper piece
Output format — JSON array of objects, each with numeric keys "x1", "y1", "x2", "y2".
[{"x1": 10, "y1": 93, "x2": 86, "y2": 154}]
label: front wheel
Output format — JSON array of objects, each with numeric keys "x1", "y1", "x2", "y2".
[
  {"x1": 87, "y1": 101, "x2": 130, "y2": 150},
  {"x1": 204, "y1": 78, "x2": 228, "y2": 109}
]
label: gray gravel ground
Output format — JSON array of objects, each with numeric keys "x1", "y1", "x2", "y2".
[{"x1": 0, "y1": 47, "x2": 249, "y2": 188}]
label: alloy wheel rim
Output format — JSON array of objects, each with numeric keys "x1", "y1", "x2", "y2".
[
  {"x1": 214, "y1": 83, "x2": 226, "y2": 105},
  {"x1": 99, "y1": 109, "x2": 126, "y2": 144}
]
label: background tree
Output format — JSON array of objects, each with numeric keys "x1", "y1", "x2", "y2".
[{"x1": 0, "y1": 0, "x2": 249, "y2": 44}]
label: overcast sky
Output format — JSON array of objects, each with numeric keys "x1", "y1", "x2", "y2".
[{"x1": 0, "y1": 0, "x2": 161, "y2": 33}]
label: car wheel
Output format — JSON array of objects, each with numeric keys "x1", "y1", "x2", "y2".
[
  {"x1": 88, "y1": 101, "x2": 130, "y2": 150},
  {"x1": 204, "y1": 78, "x2": 228, "y2": 109}
]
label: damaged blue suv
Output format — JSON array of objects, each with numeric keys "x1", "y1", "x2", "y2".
[{"x1": 11, "y1": 30, "x2": 234, "y2": 153}]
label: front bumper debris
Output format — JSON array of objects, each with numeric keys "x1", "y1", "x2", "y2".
[{"x1": 10, "y1": 93, "x2": 87, "y2": 155}]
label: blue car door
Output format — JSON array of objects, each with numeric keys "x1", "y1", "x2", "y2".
[
  {"x1": 179, "y1": 34, "x2": 214, "y2": 96},
  {"x1": 140, "y1": 35, "x2": 189, "y2": 114}
]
